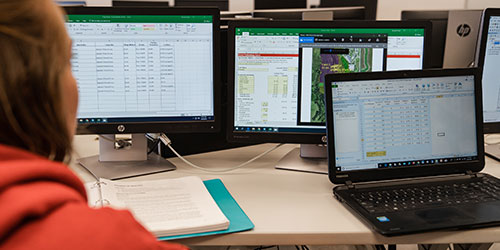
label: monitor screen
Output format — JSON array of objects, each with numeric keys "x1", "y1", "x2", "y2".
[
  {"x1": 328, "y1": 75, "x2": 478, "y2": 172},
  {"x1": 65, "y1": 7, "x2": 220, "y2": 134},
  {"x1": 298, "y1": 29, "x2": 425, "y2": 125},
  {"x1": 480, "y1": 14, "x2": 500, "y2": 128},
  {"x1": 228, "y1": 21, "x2": 430, "y2": 143}
]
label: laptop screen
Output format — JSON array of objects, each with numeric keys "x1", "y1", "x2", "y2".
[{"x1": 329, "y1": 75, "x2": 478, "y2": 172}]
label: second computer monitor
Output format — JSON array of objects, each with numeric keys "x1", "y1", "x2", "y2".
[
  {"x1": 228, "y1": 21, "x2": 431, "y2": 144},
  {"x1": 478, "y1": 8, "x2": 500, "y2": 134}
]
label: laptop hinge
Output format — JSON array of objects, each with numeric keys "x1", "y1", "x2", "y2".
[
  {"x1": 345, "y1": 180, "x2": 355, "y2": 189},
  {"x1": 466, "y1": 170, "x2": 479, "y2": 178}
]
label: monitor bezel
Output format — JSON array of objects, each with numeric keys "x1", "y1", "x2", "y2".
[
  {"x1": 227, "y1": 20, "x2": 432, "y2": 143},
  {"x1": 324, "y1": 68, "x2": 485, "y2": 184},
  {"x1": 476, "y1": 8, "x2": 500, "y2": 134},
  {"x1": 64, "y1": 7, "x2": 221, "y2": 135}
]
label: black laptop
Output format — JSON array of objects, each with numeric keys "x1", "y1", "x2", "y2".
[{"x1": 324, "y1": 68, "x2": 500, "y2": 236}]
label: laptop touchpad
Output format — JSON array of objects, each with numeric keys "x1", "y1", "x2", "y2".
[{"x1": 415, "y1": 208, "x2": 473, "y2": 224}]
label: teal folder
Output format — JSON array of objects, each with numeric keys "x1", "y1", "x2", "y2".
[{"x1": 158, "y1": 179, "x2": 254, "y2": 240}]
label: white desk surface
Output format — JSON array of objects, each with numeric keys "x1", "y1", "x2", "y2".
[{"x1": 71, "y1": 135, "x2": 500, "y2": 246}]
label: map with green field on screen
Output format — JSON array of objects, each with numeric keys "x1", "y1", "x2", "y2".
[{"x1": 310, "y1": 47, "x2": 373, "y2": 123}]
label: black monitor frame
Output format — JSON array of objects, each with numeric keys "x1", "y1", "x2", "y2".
[
  {"x1": 227, "y1": 20, "x2": 432, "y2": 144},
  {"x1": 64, "y1": 7, "x2": 221, "y2": 135},
  {"x1": 112, "y1": 1, "x2": 170, "y2": 7},
  {"x1": 175, "y1": 0, "x2": 228, "y2": 11},
  {"x1": 477, "y1": 8, "x2": 500, "y2": 134},
  {"x1": 401, "y1": 10, "x2": 449, "y2": 69},
  {"x1": 319, "y1": 0, "x2": 378, "y2": 20},
  {"x1": 254, "y1": 0, "x2": 307, "y2": 10},
  {"x1": 252, "y1": 6, "x2": 366, "y2": 21}
]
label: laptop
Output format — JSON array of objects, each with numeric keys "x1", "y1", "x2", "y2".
[{"x1": 324, "y1": 68, "x2": 500, "y2": 236}]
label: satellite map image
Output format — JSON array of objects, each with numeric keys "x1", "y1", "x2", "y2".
[{"x1": 308, "y1": 47, "x2": 373, "y2": 123}]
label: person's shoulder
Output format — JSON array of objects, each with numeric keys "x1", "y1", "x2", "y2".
[{"x1": 2, "y1": 202, "x2": 188, "y2": 250}]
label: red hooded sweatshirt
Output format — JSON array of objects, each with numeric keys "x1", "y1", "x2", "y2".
[{"x1": 0, "y1": 144, "x2": 188, "y2": 250}]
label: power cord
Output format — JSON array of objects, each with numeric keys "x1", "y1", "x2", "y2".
[
  {"x1": 145, "y1": 133, "x2": 161, "y2": 154},
  {"x1": 158, "y1": 133, "x2": 284, "y2": 172}
]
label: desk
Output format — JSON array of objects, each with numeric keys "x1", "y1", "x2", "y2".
[{"x1": 71, "y1": 135, "x2": 500, "y2": 246}]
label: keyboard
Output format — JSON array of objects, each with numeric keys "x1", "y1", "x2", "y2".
[{"x1": 351, "y1": 176, "x2": 500, "y2": 214}]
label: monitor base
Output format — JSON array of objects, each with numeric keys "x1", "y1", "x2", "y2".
[
  {"x1": 485, "y1": 144, "x2": 500, "y2": 162},
  {"x1": 275, "y1": 147, "x2": 328, "y2": 174},
  {"x1": 78, "y1": 154, "x2": 176, "y2": 180}
]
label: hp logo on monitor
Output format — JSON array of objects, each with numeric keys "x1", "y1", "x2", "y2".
[
  {"x1": 117, "y1": 125, "x2": 126, "y2": 132},
  {"x1": 457, "y1": 24, "x2": 471, "y2": 37},
  {"x1": 322, "y1": 136, "x2": 327, "y2": 143}
]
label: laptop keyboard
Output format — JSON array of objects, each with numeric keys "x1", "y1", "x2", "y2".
[{"x1": 351, "y1": 176, "x2": 500, "y2": 214}]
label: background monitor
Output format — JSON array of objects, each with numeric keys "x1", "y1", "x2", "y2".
[
  {"x1": 401, "y1": 10, "x2": 448, "y2": 69},
  {"x1": 476, "y1": 8, "x2": 500, "y2": 159},
  {"x1": 254, "y1": 0, "x2": 307, "y2": 10},
  {"x1": 65, "y1": 7, "x2": 220, "y2": 179},
  {"x1": 319, "y1": 0, "x2": 377, "y2": 20},
  {"x1": 227, "y1": 21, "x2": 431, "y2": 173},
  {"x1": 442, "y1": 10, "x2": 482, "y2": 69},
  {"x1": 112, "y1": 1, "x2": 170, "y2": 7},
  {"x1": 252, "y1": 7, "x2": 366, "y2": 21},
  {"x1": 228, "y1": 21, "x2": 431, "y2": 143},
  {"x1": 175, "y1": 0, "x2": 229, "y2": 11}
]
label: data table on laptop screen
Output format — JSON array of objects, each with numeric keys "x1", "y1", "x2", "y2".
[
  {"x1": 330, "y1": 75, "x2": 478, "y2": 172},
  {"x1": 66, "y1": 15, "x2": 214, "y2": 124},
  {"x1": 482, "y1": 16, "x2": 500, "y2": 124},
  {"x1": 233, "y1": 27, "x2": 425, "y2": 135}
]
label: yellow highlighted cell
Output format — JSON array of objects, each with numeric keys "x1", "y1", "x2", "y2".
[{"x1": 366, "y1": 151, "x2": 387, "y2": 157}]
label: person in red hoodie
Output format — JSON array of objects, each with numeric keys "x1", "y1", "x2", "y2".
[{"x1": 0, "y1": 0, "x2": 189, "y2": 249}]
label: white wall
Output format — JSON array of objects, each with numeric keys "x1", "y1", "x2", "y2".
[
  {"x1": 466, "y1": 0, "x2": 500, "y2": 9},
  {"x1": 229, "y1": 0, "x2": 252, "y2": 11},
  {"x1": 376, "y1": 0, "x2": 466, "y2": 20}
]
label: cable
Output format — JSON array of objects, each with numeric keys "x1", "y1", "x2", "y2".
[
  {"x1": 159, "y1": 133, "x2": 284, "y2": 172},
  {"x1": 98, "y1": 135, "x2": 132, "y2": 149},
  {"x1": 147, "y1": 138, "x2": 161, "y2": 155}
]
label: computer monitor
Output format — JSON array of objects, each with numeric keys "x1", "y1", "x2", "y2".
[
  {"x1": 401, "y1": 10, "x2": 448, "y2": 69},
  {"x1": 112, "y1": 1, "x2": 170, "y2": 7},
  {"x1": 56, "y1": 1, "x2": 86, "y2": 6},
  {"x1": 65, "y1": 7, "x2": 220, "y2": 179},
  {"x1": 476, "y1": 8, "x2": 500, "y2": 160},
  {"x1": 319, "y1": 0, "x2": 377, "y2": 20},
  {"x1": 175, "y1": 0, "x2": 228, "y2": 11},
  {"x1": 254, "y1": 0, "x2": 307, "y2": 10},
  {"x1": 227, "y1": 21, "x2": 431, "y2": 173},
  {"x1": 252, "y1": 7, "x2": 366, "y2": 21}
]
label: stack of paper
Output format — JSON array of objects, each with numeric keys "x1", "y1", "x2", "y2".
[{"x1": 86, "y1": 176, "x2": 230, "y2": 237}]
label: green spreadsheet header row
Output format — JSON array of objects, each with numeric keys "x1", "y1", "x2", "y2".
[
  {"x1": 66, "y1": 15, "x2": 213, "y2": 23},
  {"x1": 235, "y1": 28, "x2": 425, "y2": 37}
]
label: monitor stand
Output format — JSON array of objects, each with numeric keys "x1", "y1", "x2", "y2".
[
  {"x1": 275, "y1": 144, "x2": 328, "y2": 174},
  {"x1": 78, "y1": 134, "x2": 176, "y2": 180}
]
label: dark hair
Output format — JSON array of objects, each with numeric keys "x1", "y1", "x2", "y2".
[{"x1": 0, "y1": 0, "x2": 72, "y2": 162}]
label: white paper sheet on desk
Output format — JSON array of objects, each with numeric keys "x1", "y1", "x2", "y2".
[{"x1": 85, "y1": 176, "x2": 229, "y2": 237}]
